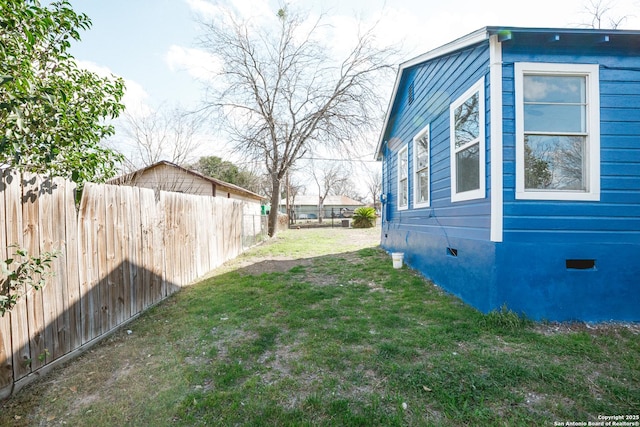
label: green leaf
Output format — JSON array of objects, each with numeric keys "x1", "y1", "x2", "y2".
[{"x1": 0, "y1": 0, "x2": 124, "y2": 183}]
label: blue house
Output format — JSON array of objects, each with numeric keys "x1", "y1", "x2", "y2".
[{"x1": 375, "y1": 26, "x2": 640, "y2": 322}]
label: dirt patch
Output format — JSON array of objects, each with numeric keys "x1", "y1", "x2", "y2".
[
  {"x1": 238, "y1": 257, "x2": 315, "y2": 275},
  {"x1": 534, "y1": 321, "x2": 640, "y2": 336}
]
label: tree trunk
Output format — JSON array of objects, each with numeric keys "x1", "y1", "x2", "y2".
[{"x1": 267, "y1": 175, "x2": 282, "y2": 237}]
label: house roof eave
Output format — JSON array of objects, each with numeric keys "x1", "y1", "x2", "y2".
[
  {"x1": 109, "y1": 160, "x2": 266, "y2": 201},
  {"x1": 374, "y1": 25, "x2": 640, "y2": 160},
  {"x1": 374, "y1": 27, "x2": 491, "y2": 160}
]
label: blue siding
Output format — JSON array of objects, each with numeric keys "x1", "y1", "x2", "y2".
[
  {"x1": 382, "y1": 42, "x2": 492, "y2": 242},
  {"x1": 501, "y1": 45, "x2": 640, "y2": 243},
  {"x1": 494, "y1": 42, "x2": 640, "y2": 320},
  {"x1": 381, "y1": 42, "x2": 498, "y2": 316},
  {"x1": 381, "y1": 29, "x2": 640, "y2": 321},
  {"x1": 496, "y1": 242, "x2": 639, "y2": 321},
  {"x1": 384, "y1": 227, "x2": 497, "y2": 314}
]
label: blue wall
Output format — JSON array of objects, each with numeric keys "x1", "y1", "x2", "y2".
[
  {"x1": 495, "y1": 242, "x2": 639, "y2": 321},
  {"x1": 501, "y1": 44, "x2": 640, "y2": 245},
  {"x1": 496, "y1": 37, "x2": 640, "y2": 321},
  {"x1": 382, "y1": 42, "x2": 492, "y2": 239},
  {"x1": 381, "y1": 40, "x2": 498, "y2": 316},
  {"x1": 381, "y1": 32, "x2": 640, "y2": 322}
]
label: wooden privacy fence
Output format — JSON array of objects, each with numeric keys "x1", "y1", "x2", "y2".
[{"x1": 0, "y1": 171, "x2": 263, "y2": 398}]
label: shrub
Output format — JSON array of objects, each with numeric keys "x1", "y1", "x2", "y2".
[{"x1": 351, "y1": 207, "x2": 376, "y2": 228}]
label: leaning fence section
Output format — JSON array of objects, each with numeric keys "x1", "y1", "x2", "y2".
[{"x1": 0, "y1": 172, "x2": 264, "y2": 398}]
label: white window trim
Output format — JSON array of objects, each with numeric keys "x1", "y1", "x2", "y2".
[
  {"x1": 413, "y1": 124, "x2": 431, "y2": 209},
  {"x1": 450, "y1": 77, "x2": 486, "y2": 202},
  {"x1": 397, "y1": 145, "x2": 409, "y2": 211},
  {"x1": 514, "y1": 62, "x2": 600, "y2": 201}
]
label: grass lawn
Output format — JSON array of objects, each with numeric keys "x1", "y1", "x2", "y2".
[{"x1": 1, "y1": 227, "x2": 638, "y2": 426}]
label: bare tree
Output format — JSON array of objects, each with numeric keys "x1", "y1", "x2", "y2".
[
  {"x1": 581, "y1": 0, "x2": 629, "y2": 28},
  {"x1": 118, "y1": 104, "x2": 206, "y2": 171},
  {"x1": 333, "y1": 177, "x2": 363, "y2": 203},
  {"x1": 197, "y1": 5, "x2": 396, "y2": 236},
  {"x1": 284, "y1": 172, "x2": 305, "y2": 224},
  {"x1": 364, "y1": 168, "x2": 382, "y2": 206},
  {"x1": 310, "y1": 161, "x2": 351, "y2": 223}
]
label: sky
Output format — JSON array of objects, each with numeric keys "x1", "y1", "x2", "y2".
[{"x1": 62, "y1": 0, "x2": 640, "y2": 191}]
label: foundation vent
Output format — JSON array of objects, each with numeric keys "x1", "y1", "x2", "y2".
[{"x1": 566, "y1": 259, "x2": 596, "y2": 270}]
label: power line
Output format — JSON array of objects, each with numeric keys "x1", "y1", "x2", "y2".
[{"x1": 299, "y1": 155, "x2": 379, "y2": 163}]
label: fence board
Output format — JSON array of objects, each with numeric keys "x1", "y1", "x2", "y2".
[
  {"x1": 104, "y1": 185, "x2": 120, "y2": 330},
  {"x1": 167, "y1": 194, "x2": 183, "y2": 286},
  {"x1": 176, "y1": 195, "x2": 188, "y2": 286},
  {"x1": 0, "y1": 313, "x2": 10, "y2": 393},
  {"x1": 185, "y1": 195, "x2": 196, "y2": 283},
  {"x1": 117, "y1": 185, "x2": 132, "y2": 321},
  {"x1": 64, "y1": 180, "x2": 81, "y2": 351},
  {"x1": 217, "y1": 201, "x2": 226, "y2": 266},
  {"x1": 111, "y1": 187, "x2": 131, "y2": 326},
  {"x1": 151, "y1": 194, "x2": 165, "y2": 299},
  {"x1": 39, "y1": 177, "x2": 61, "y2": 363},
  {"x1": 77, "y1": 185, "x2": 90, "y2": 344},
  {"x1": 0, "y1": 171, "x2": 13, "y2": 390},
  {"x1": 206, "y1": 199, "x2": 218, "y2": 270},
  {"x1": 128, "y1": 187, "x2": 143, "y2": 316},
  {"x1": 9, "y1": 172, "x2": 30, "y2": 378},
  {"x1": 20, "y1": 174, "x2": 46, "y2": 372},
  {"x1": 224, "y1": 201, "x2": 236, "y2": 261},
  {"x1": 52, "y1": 177, "x2": 71, "y2": 357},
  {"x1": 161, "y1": 192, "x2": 177, "y2": 295},
  {"x1": 0, "y1": 174, "x2": 263, "y2": 397},
  {"x1": 92, "y1": 185, "x2": 109, "y2": 336},
  {"x1": 231, "y1": 202, "x2": 242, "y2": 260},
  {"x1": 139, "y1": 189, "x2": 154, "y2": 309},
  {"x1": 79, "y1": 184, "x2": 100, "y2": 343},
  {"x1": 198, "y1": 198, "x2": 211, "y2": 276}
]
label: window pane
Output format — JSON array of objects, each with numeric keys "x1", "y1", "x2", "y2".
[
  {"x1": 416, "y1": 137, "x2": 428, "y2": 169},
  {"x1": 399, "y1": 178, "x2": 408, "y2": 206},
  {"x1": 524, "y1": 75, "x2": 585, "y2": 103},
  {"x1": 399, "y1": 150, "x2": 408, "y2": 180},
  {"x1": 417, "y1": 170, "x2": 429, "y2": 203},
  {"x1": 524, "y1": 104, "x2": 585, "y2": 133},
  {"x1": 398, "y1": 147, "x2": 408, "y2": 207},
  {"x1": 454, "y1": 92, "x2": 479, "y2": 148},
  {"x1": 525, "y1": 135, "x2": 585, "y2": 190},
  {"x1": 456, "y1": 143, "x2": 480, "y2": 193}
]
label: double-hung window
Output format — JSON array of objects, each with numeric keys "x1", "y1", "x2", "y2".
[
  {"x1": 397, "y1": 145, "x2": 408, "y2": 210},
  {"x1": 450, "y1": 78, "x2": 485, "y2": 202},
  {"x1": 515, "y1": 62, "x2": 600, "y2": 200},
  {"x1": 413, "y1": 124, "x2": 430, "y2": 208}
]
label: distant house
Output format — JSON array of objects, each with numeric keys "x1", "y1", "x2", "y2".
[
  {"x1": 376, "y1": 26, "x2": 640, "y2": 322},
  {"x1": 282, "y1": 195, "x2": 364, "y2": 219},
  {"x1": 109, "y1": 160, "x2": 264, "y2": 204}
]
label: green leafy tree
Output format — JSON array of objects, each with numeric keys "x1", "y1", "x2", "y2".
[
  {"x1": 0, "y1": 0, "x2": 125, "y2": 184},
  {"x1": 190, "y1": 156, "x2": 261, "y2": 193}
]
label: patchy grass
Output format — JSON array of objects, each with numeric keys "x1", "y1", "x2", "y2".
[{"x1": 1, "y1": 227, "x2": 638, "y2": 426}]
